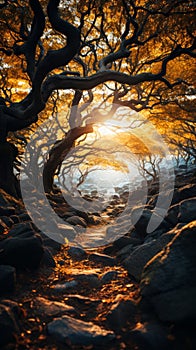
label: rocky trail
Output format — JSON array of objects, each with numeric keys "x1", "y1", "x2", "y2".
[
  {"x1": 7, "y1": 246, "x2": 139, "y2": 350},
  {"x1": 0, "y1": 167, "x2": 196, "y2": 350}
]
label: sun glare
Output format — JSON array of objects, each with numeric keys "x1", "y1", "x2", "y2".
[
  {"x1": 95, "y1": 120, "x2": 125, "y2": 137},
  {"x1": 97, "y1": 125, "x2": 115, "y2": 136}
]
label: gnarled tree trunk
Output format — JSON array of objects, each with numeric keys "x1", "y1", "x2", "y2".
[
  {"x1": 0, "y1": 142, "x2": 20, "y2": 197},
  {"x1": 43, "y1": 125, "x2": 93, "y2": 193}
]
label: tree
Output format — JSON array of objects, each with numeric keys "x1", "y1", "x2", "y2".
[{"x1": 0, "y1": 0, "x2": 195, "y2": 196}]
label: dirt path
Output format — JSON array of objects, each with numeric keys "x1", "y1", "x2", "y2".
[{"x1": 9, "y1": 244, "x2": 139, "y2": 350}]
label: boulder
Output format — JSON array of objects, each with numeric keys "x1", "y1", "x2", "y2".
[
  {"x1": 113, "y1": 235, "x2": 142, "y2": 250},
  {"x1": 0, "y1": 216, "x2": 14, "y2": 228},
  {"x1": 130, "y1": 321, "x2": 171, "y2": 350},
  {"x1": 0, "y1": 218, "x2": 8, "y2": 234},
  {"x1": 116, "y1": 244, "x2": 134, "y2": 260},
  {"x1": 41, "y1": 247, "x2": 56, "y2": 267},
  {"x1": 9, "y1": 215, "x2": 20, "y2": 224},
  {"x1": 71, "y1": 270, "x2": 100, "y2": 288},
  {"x1": 0, "y1": 233, "x2": 44, "y2": 269},
  {"x1": 0, "y1": 303, "x2": 20, "y2": 346},
  {"x1": 7, "y1": 222, "x2": 35, "y2": 237},
  {"x1": 178, "y1": 197, "x2": 196, "y2": 223},
  {"x1": 0, "y1": 265, "x2": 16, "y2": 295},
  {"x1": 87, "y1": 215, "x2": 103, "y2": 225},
  {"x1": 65, "y1": 294, "x2": 100, "y2": 306},
  {"x1": 148, "y1": 189, "x2": 179, "y2": 208},
  {"x1": 0, "y1": 189, "x2": 21, "y2": 207},
  {"x1": 140, "y1": 221, "x2": 196, "y2": 322},
  {"x1": 165, "y1": 197, "x2": 196, "y2": 227},
  {"x1": 123, "y1": 229, "x2": 176, "y2": 281},
  {"x1": 47, "y1": 315, "x2": 115, "y2": 345},
  {"x1": 67, "y1": 209, "x2": 89, "y2": 222},
  {"x1": 0, "y1": 190, "x2": 9, "y2": 206},
  {"x1": 131, "y1": 206, "x2": 169, "y2": 238},
  {"x1": 34, "y1": 297, "x2": 75, "y2": 317},
  {"x1": 178, "y1": 184, "x2": 196, "y2": 201},
  {"x1": 18, "y1": 213, "x2": 31, "y2": 222},
  {"x1": 165, "y1": 203, "x2": 179, "y2": 226},
  {"x1": 66, "y1": 216, "x2": 87, "y2": 228},
  {"x1": 68, "y1": 246, "x2": 87, "y2": 260},
  {"x1": 106, "y1": 299, "x2": 137, "y2": 331},
  {"x1": 89, "y1": 252, "x2": 116, "y2": 266},
  {"x1": 101, "y1": 270, "x2": 118, "y2": 284},
  {"x1": 0, "y1": 299, "x2": 21, "y2": 317},
  {"x1": 51, "y1": 280, "x2": 78, "y2": 293},
  {"x1": 42, "y1": 237, "x2": 61, "y2": 252}
]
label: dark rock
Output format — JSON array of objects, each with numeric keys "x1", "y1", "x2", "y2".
[
  {"x1": 7, "y1": 222, "x2": 35, "y2": 237},
  {"x1": 140, "y1": 221, "x2": 196, "y2": 322},
  {"x1": 178, "y1": 197, "x2": 196, "y2": 223},
  {"x1": 170, "y1": 189, "x2": 180, "y2": 205},
  {"x1": 18, "y1": 213, "x2": 31, "y2": 222},
  {"x1": 87, "y1": 215, "x2": 103, "y2": 225},
  {"x1": 0, "y1": 265, "x2": 16, "y2": 295},
  {"x1": 47, "y1": 315, "x2": 115, "y2": 345},
  {"x1": 106, "y1": 299, "x2": 137, "y2": 331},
  {"x1": 0, "y1": 218, "x2": 7, "y2": 234},
  {"x1": 0, "y1": 216, "x2": 14, "y2": 228},
  {"x1": 101, "y1": 270, "x2": 118, "y2": 284},
  {"x1": 0, "y1": 191, "x2": 9, "y2": 206},
  {"x1": 165, "y1": 197, "x2": 196, "y2": 227},
  {"x1": 9, "y1": 215, "x2": 20, "y2": 224},
  {"x1": 63, "y1": 210, "x2": 77, "y2": 218},
  {"x1": 41, "y1": 247, "x2": 56, "y2": 267},
  {"x1": 70, "y1": 209, "x2": 90, "y2": 222},
  {"x1": 0, "y1": 233, "x2": 44, "y2": 269},
  {"x1": 165, "y1": 203, "x2": 179, "y2": 226},
  {"x1": 130, "y1": 321, "x2": 171, "y2": 350},
  {"x1": 144, "y1": 228, "x2": 165, "y2": 243},
  {"x1": 0, "y1": 206, "x2": 16, "y2": 216},
  {"x1": 51, "y1": 280, "x2": 78, "y2": 292},
  {"x1": 58, "y1": 259, "x2": 66, "y2": 266},
  {"x1": 0, "y1": 190, "x2": 20, "y2": 207},
  {"x1": 42, "y1": 237, "x2": 61, "y2": 252},
  {"x1": 103, "y1": 244, "x2": 115, "y2": 255},
  {"x1": 0, "y1": 303, "x2": 20, "y2": 346},
  {"x1": 47, "y1": 193, "x2": 65, "y2": 204},
  {"x1": 34, "y1": 297, "x2": 75, "y2": 317},
  {"x1": 123, "y1": 229, "x2": 176, "y2": 281},
  {"x1": 113, "y1": 235, "x2": 141, "y2": 250},
  {"x1": 89, "y1": 253, "x2": 116, "y2": 266},
  {"x1": 0, "y1": 300, "x2": 21, "y2": 317},
  {"x1": 66, "y1": 208, "x2": 89, "y2": 222},
  {"x1": 68, "y1": 246, "x2": 87, "y2": 260},
  {"x1": 66, "y1": 216, "x2": 87, "y2": 227},
  {"x1": 131, "y1": 206, "x2": 169, "y2": 238},
  {"x1": 116, "y1": 244, "x2": 134, "y2": 260},
  {"x1": 169, "y1": 323, "x2": 196, "y2": 350},
  {"x1": 178, "y1": 184, "x2": 196, "y2": 201},
  {"x1": 148, "y1": 189, "x2": 179, "y2": 208},
  {"x1": 65, "y1": 294, "x2": 100, "y2": 306},
  {"x1": 74, "y1": 225, "x2": 86, "y2": 235},
  {"x1": 73, "y1": 272, "x2": 100, "y2": 288}
]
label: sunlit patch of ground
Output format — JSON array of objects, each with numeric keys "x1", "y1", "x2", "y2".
[{"x1": 9, "y1": 244, "x2": 139, "y2": 350}]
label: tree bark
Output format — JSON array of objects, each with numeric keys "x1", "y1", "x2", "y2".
[
  {"x1": 0, "y1": 142, "x2": 20, "y2": 197},
  {"x1": 43, "y1": 125, "x2": 93, "y2": 193}
]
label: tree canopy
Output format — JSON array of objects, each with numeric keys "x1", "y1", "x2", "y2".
[{"x1": 0, "y1": 0, "x2": 195, "y2": 195}]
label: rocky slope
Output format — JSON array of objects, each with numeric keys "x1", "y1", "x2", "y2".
[{"x1": 0, "y1": 167, "x2": 196, "y2": 349}]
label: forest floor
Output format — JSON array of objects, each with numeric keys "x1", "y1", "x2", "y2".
[
  {"x1": 10, "y1": 245, "x2": 140, "y2": 350},
  {"x1": 0, "y1": 165, "x2": 196, "y2": 350}
]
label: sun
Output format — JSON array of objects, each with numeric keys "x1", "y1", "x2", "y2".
[
  {"x1": 95, "y1": 121, "x2": 125, "y2": 137},
  {"x1": 96, "y1": 125, "x2": 116, "y2": 136}
]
